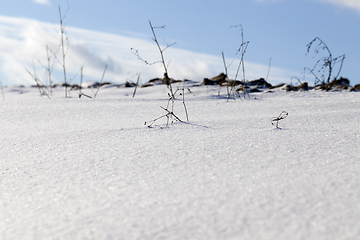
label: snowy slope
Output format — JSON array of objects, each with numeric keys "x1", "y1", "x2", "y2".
[{"x1": 1, "y1": 85, "x2": 359, "y2": 240}]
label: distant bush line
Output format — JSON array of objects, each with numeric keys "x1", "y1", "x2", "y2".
[{"x1": 29, "y1": 74, "x2": 360, "y2": 92}]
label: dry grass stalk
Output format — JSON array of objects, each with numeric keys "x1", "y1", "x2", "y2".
[
  {"x1": 133, "y1": 21, "x2": 188, "y2": 127},
  {"x1": 0, "y1": 81, "x2": 4, "y2": 101},
  {"x1": 272, "y1": 111, "x2": 288, "y2": 129},
  {"x1": 132, "y1": 73, "x2": 141, "y2": 98},
  {"x1": 222, "y1": 51, "x2": 230, "y2": 98},
  {"x1": 261, "y1": 58, "x2": 272, "y2": 99},
  {"x1": 182, "y1": 80, "x2": 189, "y2": 121},
  {"x1": 45, "y1": 45, "x2": 53, "y2": 95},
  {"x1": 304, "y1": 37, "x2": 345, "y2": 91},
  {"x1": 225, "y1": 24, "x2": 250, "y2": 101},
  {"x1": 94, "y1": 64, "x2": 108, "y2": 98},
  {"x1": 25, "y1": 68, "x2": 51, "y2": 99},
  {"x1": 78, "y1": 66, "x2": 92, "y2": 98},
  {"x1": 58, "y1": 5, "x2": 70, "y2": 97}
]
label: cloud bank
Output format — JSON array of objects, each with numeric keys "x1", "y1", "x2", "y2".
[
  {"x1": 0, "y1": 15, "x2": 295, "y2": 86},
  {"x1": 317, "y1": 0, "x2": 360, "y2": 13},
  {"x1": 33, "y1": 0, "x2": 50, "y2": 5}
]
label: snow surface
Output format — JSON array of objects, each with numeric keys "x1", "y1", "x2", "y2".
[{"x1": 1, "y1": 84, "x2": 360, "y2": 240}]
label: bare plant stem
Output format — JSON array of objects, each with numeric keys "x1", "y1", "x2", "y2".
[
  {"x1": 303, "y1": 67, "x2": 323, "y2": 84},
  {"x1": 236, "y1": 42, "x2": 250, "y2": 99},
  {"x1": 79, "y1": 66, "x2": 83, "y2": 97},
  {"x1": 59, "y1": 6, "x2": 69, "y2": 97},
  {"x1": 227, "y1": 24, "x2": 250, "y2": 100},
  {"x1": 0, "y1": 81, "x2": 4, "y2": 101},
  {"x1": 291, "y1": 76, "x2": 302, "y2": 86},
  {"x1": 46, "y1": 45, "x2": 53, "y2": 95},
  {"x1": 272, "y1": 111, "x2": 288, "y2": 129},
  {"x1": 78, "y1": 66, "x2": 92, "y2": 98},
  {"x1": 261, "y1": 58, "x2": 271, "y2": 100},
  {"x1": 94, "y1": 64, "x2": 108, "y2": 98},
  {"x1": 25, "y1": 68, "x2": 51, "y2": 99},
  {"x1": 307, "y1": 37, "x2": 332, "y2": 88},
  {"x1": 237, "y1": 25, "x2": 250, "y2": 99},
  {"x1": 305, "y1": 37, "x2": 345, "y2": 90},
  {"x1": 148, "y1": 21, "x2": 184, "y2": 126},
  {"x1": 149, "y1": 21, "x2": 175, "y2": 98},
  {"x1": 222, "y1": 51, "x2": 230, "y2": 99},
  {"x1": 145, "y1": 106, "x2": 183, "y2": 128},
  {"x1": 132, "y1": 73, "x2": 141, "y2": 98},
  {"x1": 133, "y1": 21, "x2": 187, "y2": 127},
  {"x1": 182, "y1": 80, "x2": 189, "y2": 121}
]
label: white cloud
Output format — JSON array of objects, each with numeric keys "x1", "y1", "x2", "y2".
[
  {"x1": 33, "y1": 0, "x2": 50, "y2": 5},
  {"x1": 317, "y1": 0, "x2": 360, "y2": 13},
  {"x1": 0, "y1": 15, "x2": 295, "y2": 86}
]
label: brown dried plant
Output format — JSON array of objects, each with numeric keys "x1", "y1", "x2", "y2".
[
  {"x1": 132, "y1": 21, "x2": 189, "y2": 127},
  {"x1": 304, "y1": 37, "x2": 345, "y2": 91},
  {"x1": 271, "y1": 111, "x2": 288, "y2": 129}
]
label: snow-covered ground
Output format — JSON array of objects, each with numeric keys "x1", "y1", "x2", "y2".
[{"x1": 1, "y1": 84, "x2": 359, "y2": 240}]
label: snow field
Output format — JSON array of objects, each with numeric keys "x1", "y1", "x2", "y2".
[{"x1": 1, "y1": 85, "x2": 359, "y2": 239}]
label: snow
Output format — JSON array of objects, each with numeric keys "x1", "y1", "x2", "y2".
[{"x1": 1, "y1": 84, "x2": 360, "y2": 239}]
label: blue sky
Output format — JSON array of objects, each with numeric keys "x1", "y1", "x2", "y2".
[{"x1": 0, "y1": 0, "x2": 359, "y2": 86}]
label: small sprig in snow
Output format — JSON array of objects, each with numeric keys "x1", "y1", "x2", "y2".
[{"x1": 272, "y1": 111, "x2": 288, "y2": 129}]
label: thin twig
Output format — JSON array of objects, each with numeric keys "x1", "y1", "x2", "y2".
[
  {"x1": 130, "y1": 48, "x2": 162, "y2": 65},
  {"x1": 46, "y1": 45, "x2": 53, "y2": 95},
  {"x1": 134, "y1": 21, "x2": 188, "y2": 127},
  {"x1": 228, "y1": 24, "x2": 250, "y2": 100},
  {"x1": 0, "y1": 82, "x2": 4, "y2": 101},
  {"x1": 222, "y1": 51, "x2": 230, "y2": 99},
  {"x1": 94, "y1": 64, "x2": 107, "y2": 98},
  {"x1": 160, "y1": 106, "x2": 182, "y2": 122},
  {"x1": 132, "y1": 73, "x2": 141, "y2": 98},
  {"x1": 293, "y1": 76, "x2": 302, "y2": 85},
  {"x1": 25, "y1": 68, "x2": 51, "y2": 99},
  {"x1": 261, "y1": 58, "x2": 272, "y2": 99},
  {"x1": 305, "y1": 37, "x2": 345, "y2": 90},
  {"x1": 182, "y1": 80, "x2": 189, "y2": 121},
  {"x1": 272, "y1": 111, "x2": 288, "y2": 129},
  {"x1": 59, "y1": 6, "x2": 69, "y2": 97}
]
